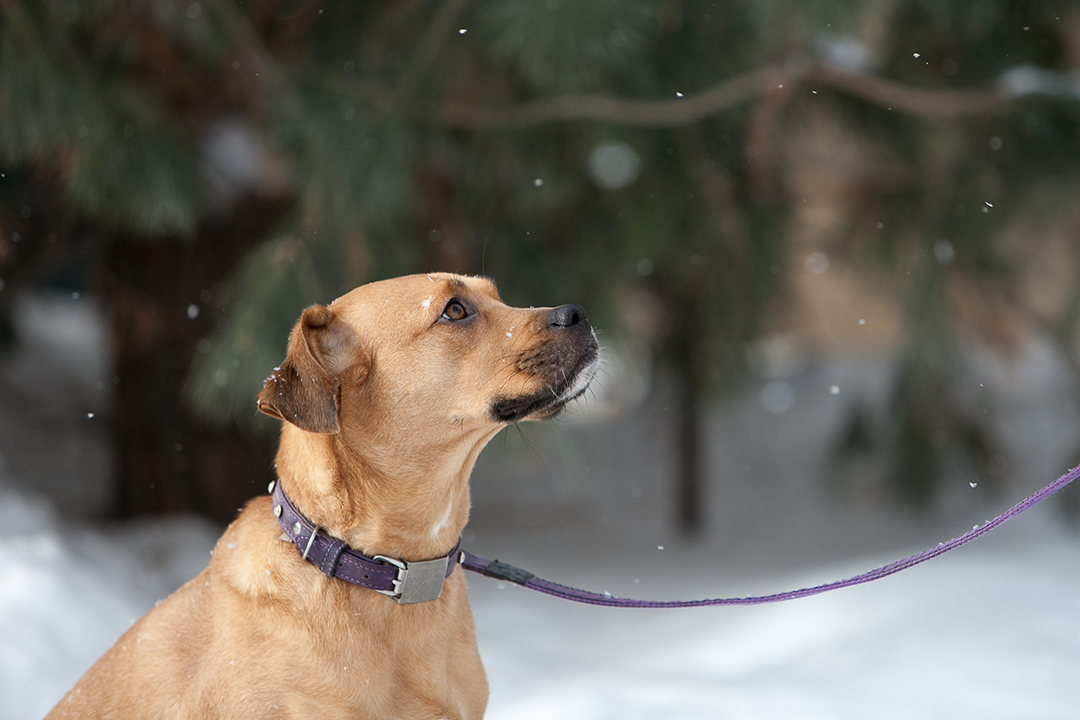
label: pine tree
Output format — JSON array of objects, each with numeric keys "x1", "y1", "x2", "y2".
[{"x1": 2, "y1": 0, "x2": 1079, "y2": 529}]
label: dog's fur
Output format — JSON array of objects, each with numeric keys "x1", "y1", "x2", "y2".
[{"x1": 48, "y1": 273, "x2": 598, "y2": 719}]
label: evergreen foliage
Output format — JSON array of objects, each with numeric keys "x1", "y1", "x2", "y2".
[{"x1": 2, "y1": 0, "x2": 1080, "y2": 524}]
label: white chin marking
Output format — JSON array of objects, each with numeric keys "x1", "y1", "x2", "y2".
[{"x1": 560, "y1": 351, "x2": 600, "y2": 405}]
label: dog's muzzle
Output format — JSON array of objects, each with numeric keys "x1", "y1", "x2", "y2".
[{"x1": 489, "y1": 304, "x2": 600, "y2": 423}]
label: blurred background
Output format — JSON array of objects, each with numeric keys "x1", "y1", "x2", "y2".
[{"x1": 3, "y1": 1, "x2": 1080, "y2": 718}]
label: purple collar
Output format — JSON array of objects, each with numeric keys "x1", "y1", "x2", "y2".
[{"x1": 270, "y1": 480, "x2": 461, "y2": 604}]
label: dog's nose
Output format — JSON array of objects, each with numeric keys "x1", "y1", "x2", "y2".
[{"x1": 549, "y1": 304, "x2": 588, "y2": 328}]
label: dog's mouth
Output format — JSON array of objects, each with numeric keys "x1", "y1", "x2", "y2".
[{"x1": 490, "y1": 343, "x2": 600, "y2": 423}]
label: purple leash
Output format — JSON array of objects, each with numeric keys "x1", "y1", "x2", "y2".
[{"x1": 461, "y1": 464, "x2": 1080, "y2": 608}]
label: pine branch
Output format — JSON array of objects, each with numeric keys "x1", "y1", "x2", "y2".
[
  {"x1": 813, "y1": 64, "x2": 1007, "y2": 118},
  {"x1": 435, "y1": 60, "x2": 1032, "y2": 130},
  {"x1": 440, "y1": 66, "x2": 780, "y2": 129}
]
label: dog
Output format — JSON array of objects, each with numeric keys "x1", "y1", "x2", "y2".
[{"x1": 48, "y1": 273, "x2": 599, "y2": 719}]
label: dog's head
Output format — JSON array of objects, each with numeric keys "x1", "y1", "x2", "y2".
[{"x1": 256, "y1": 274, "x2": 599, "y2": 441}]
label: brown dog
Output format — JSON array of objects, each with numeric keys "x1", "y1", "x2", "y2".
[{"x1": 48, "y1": 273, "x2": 599, "y2": 719}]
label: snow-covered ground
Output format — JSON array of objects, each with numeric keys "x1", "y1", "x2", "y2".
[
  {"x1": 472, "y1": 525, "x2": 1080, "y2": 719},
  {"x1": 4, "y1": 471, "x2": 1080, "y2": 720},
  {"x1": 0, "y1": 481, "x2": 219, "y2": 719}
]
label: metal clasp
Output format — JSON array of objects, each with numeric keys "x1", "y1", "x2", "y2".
[{"x1": 373, "y1": 555, "x2": 450, "y2": 604}]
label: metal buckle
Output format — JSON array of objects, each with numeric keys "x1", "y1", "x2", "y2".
[{"x1": 373, "y1": 555, "x2": 450, "y2": 604}]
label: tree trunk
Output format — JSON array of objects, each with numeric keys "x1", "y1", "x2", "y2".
[
  {"x1": 105, "y1": 197, "x2": 287, "y2": 522},
  {"x1": 673, "y1": 343, "x2": 704, "y2": 537}
]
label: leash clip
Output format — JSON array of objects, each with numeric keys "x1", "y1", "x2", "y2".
[{"x1": 373, "y1": 555, "x2": 449, "y2": 604}]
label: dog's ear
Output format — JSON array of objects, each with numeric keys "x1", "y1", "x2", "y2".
[{"x1": 257, "y1": 304, "x2": 366, "y2": 434}]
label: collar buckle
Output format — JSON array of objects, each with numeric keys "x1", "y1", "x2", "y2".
[{"x1": 373, "y1": 555, "x2": 450, "y2": 604}]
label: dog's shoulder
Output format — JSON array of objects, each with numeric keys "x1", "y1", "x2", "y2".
[{"x1": 208, "y1": 496, "x2": 307, "y2": 600}]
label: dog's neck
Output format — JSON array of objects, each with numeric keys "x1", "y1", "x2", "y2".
[{"x1": 275, "y1": 422, "x2": 501, "y2": 561}]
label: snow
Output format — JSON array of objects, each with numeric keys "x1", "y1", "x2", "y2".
[
  {"x1": 0, "y1": 482, "x2": 220, "y2": 720},
  {"x1": 473, "y1": 536, "x2": 1080, "y2": 719},
  {"x1": 5, "y1": 468, "x2": 1080, "y2": 719}
]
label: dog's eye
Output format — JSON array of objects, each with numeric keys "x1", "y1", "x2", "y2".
[{"x1": 441, "y1": 300, "x2": 469, "y2": 322}]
